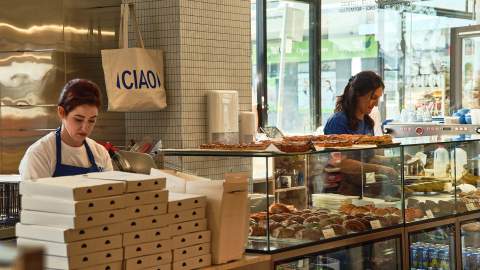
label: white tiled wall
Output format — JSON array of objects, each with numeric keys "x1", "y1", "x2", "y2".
[{"x1": 125, "y1": 0, "x2": 252, "y2": 179}]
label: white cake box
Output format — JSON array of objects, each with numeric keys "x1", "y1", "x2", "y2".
[
  {"x1": 173, "y1": 242, "x2": 210, "y2": 262},
  {"x1": 21, "y1": 209, "x2": 126, "y2": 229},
  {"x1": 169, "y1": 219, "x2": 207, "y2": 237},
  {"x1": 124, "y1": 239, "x2": 172, "y2": 259},
  {"x1": 124, "y1": 190, "x2": 168, "y2": 207},
  {"x1": 20, "y1": 176, "x2": 125, "y2": 201},
  {"x1": 45, "y1": 248, "x2": 123, "y2": 269},
  {"x1": 22, "y1": 194, "x2": 127, "y2": 215},
  {"x1": 87, "y1": 171, "x2": 166, "y2": 193},
  {"x1": 16, "y1": 222, "x2": 126, "y2": 243},
  {"x1": 123, "y1": 226, "x2": 171, "y2": 246},
  {"x1": 125, "y1": 202, "x2": 167, "y2": 219},
  {"x1": 125, "y1": 251, "x2": 172, "y2": 270},
  {"x1": 168, "y1": 193, "x2": 206, "y2": 213},
  {"x1": 169, "y1": 208, "x2": 205, "y2": 224},
  {"x1": 151, "y1": 169, "x2": 210, "y2": 193},
  {"x1": 17, "y1": 234, "x2": 122, "y2": 256},
  {"x1": 172, "y1": 230, "x2": 211, "y2": 249},
  {"x1": 124, "y1": 214, "x2": 172, "y2": 233},
  {"x1": 45, "y1": 261, "x2": 123, "y2": 270},
  {"x1": 172, "y1": 254, "x2": 211, "y2": 270},
  {"x1": 142, "y1": 264, "x2": 171, "y2": 270}
]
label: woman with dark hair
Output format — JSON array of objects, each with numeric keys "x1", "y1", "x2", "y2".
[
  {"x1": 323, "y1": 71, "x2": 398, "y2": 195},
  {"x1": 19, "y1": 79, "x2": 113, "y2": 180},
  {"x1": 324, "y1": 71, "x2": 384, "y2": 135}
]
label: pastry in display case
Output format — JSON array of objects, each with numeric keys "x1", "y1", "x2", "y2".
[
  {"x1": 275, "y1": 237, "x2": 402, "y2": 270},
  {"x1": 403, "y1": 140, "x2": 457, "y2": 222},
  {"x1": 408, "y1": 225, "x2": 455, "y2": 270},
  {"x1": 453, "y1": 140, "x2": 480, "y2": 214},
  {"x1": 248, "y1": 143, "x2": 403, "y2": 252}
]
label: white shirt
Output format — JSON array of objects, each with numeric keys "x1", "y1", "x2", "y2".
[{"x1": 19, "y1": 131, "x2": 113, "y2": 180}]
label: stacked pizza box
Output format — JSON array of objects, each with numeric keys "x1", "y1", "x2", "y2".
[
  {"x1": 86, "y1": 172, "x2": 171, "y2": 270},
  {"x1": 168, "y1": 192, "x2": 211, "y2": 270},
  {"x1": 16, "y1": 175, "x2": 128, "y2": 270}
]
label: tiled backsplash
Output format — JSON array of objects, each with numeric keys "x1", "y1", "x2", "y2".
[{"x1": 125, "y1": 0, "x2": 252, "y2": 179}]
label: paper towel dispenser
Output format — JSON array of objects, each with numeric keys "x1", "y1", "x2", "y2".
[{"x1": 207, "y1": 90, "x2": 239, "y2": 144}]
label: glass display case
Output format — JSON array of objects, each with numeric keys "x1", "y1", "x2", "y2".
[
  {"x1": 408, "y1": 224, "x2": 456, "y2": 270},
  {"x1": 248, "y1": 143, "x2": 403, "y2": 252},
  {"x1": 159, "y1": 135, "x2": 480, "y2": 255},
  {"x1": 460, "y1": 218, "x2": 480, "y2": 270},
  {"x1": 403, "y1": 139, "x2": 457, "y2": 223},
  {"x1": 275, "y1": 237, "x2": 402, "y2": 270}
]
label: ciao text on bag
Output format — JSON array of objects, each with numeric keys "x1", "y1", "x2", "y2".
[{"x1": 116, "y1": 69, "x2": 162, "y2": 90}]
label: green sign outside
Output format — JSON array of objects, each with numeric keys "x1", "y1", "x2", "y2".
[{"x1": 252, "y1": 35, "x2": 379, "y2": 64}]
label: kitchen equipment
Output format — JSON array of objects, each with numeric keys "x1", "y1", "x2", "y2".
[
  {"x1": 117, "y1": 150, "x2": 157, "y2": 174},
  {"x1": 207, "y1": 90, "x2": 239, "y2": 144},
  {"x1": 0, "y1": 175, "x2": 21, "y2": 239},
  {"x1": 384, "y1": 122, "x2": 480, "y2": 137},
  {"x1": 434, "y1": 147, "x2": 449, "y2": 178}
]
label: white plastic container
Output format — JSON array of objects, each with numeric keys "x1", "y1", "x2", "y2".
[
  {"x1": 471, "y1": 109, "x2": 480, "y2": 124},
  {"x1": 451, "y1": 148, "x2": 467, "y2": 178},
  {"x1": 434, "y1": 147, "x2": 449, "y2": 178}
]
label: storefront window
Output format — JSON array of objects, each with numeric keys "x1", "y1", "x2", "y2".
[
  {"x1": 265, "y1": 0, "x2": 313, "y2": 134},
  {"x1": 321, "y1": 0, "x2": 475, "y2": 125}
]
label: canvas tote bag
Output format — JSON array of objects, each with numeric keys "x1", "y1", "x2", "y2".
[{"x1": 101, "y1": 3, "x2": 166, "y2": 111}]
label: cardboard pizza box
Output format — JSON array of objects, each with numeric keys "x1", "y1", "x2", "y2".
[
  {"x1": 124, "y1": 214, "x2": 173, "y2": 233},
  {"x1": 17, "y1": 234, "x2": 122, "y2": 256},
  {"x1": 16, "y1": 222, "x2": 126, "y2": 243},
  {"x1": 123, "y1": 226, "x2": 171, "y2": 246},
  {"x1": 20, "y1": 176, "x2": 125, "y2": 201},
  {"x1": 20, "y1": 209, "x2": 126, "y2": 229},
  {"x1": 169, "y1": 207, "x2": 205, "y2": 224},
  {"x1": 167, "y1": 193, "x2": 206, "y2": 213},
  {"x1": 124, "y1": 239, "x2": 172, "y2": 259},
  {"x1": 172, "y1": 254, "x2": 211, "y2": 270},
  {"x1": 171, "y1": 231, "x2": 211, "y2": 249},
  {"x1": 169, "y1": 219, "x2": 207, "y2": 237},
  {"x1": 45, "y1": 261, "x2": 123, "y2": 270},
  {"x1": 124, "y1": 251, "x2": 172, "y2": 270},
  {"x1": 141, "y1": 264, "x2": 171, "y2": 270},
  {"x1": 125, "y1": 203, "x2": 167, "y2": 220},
  {"x1": 173, "y1": 242, "x2": 210, "y2": 262},
  {"x1": 124, "y1": 190, "x2": 168, "y2": 207},
  {"x1": 21, "y1": 194, "x2": 127, "y2": 215},
  {"x1": 87, "y1": 171, "x2": 166, "y2": 193},
  {"x1": 44, "y1": 248, "x2": 123, "y2": 269}
]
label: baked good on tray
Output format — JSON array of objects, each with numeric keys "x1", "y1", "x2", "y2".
[
  {"x1": 199, "y1": 141, "x2": 271, "y2": 151},
  {"x1": 273, "y1": 141, "x2": 313, "y2": 153}
]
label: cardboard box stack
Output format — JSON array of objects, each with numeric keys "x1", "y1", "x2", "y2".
[
  {"x1": 17, "y1": 175, "x2": 128, "y2": 270},
  {"x1": 86, "y1": 171, "x2": 171, "y2": 270},
  {"x1": 168, "y1": 192, "x2": 211, "y2": 270}
]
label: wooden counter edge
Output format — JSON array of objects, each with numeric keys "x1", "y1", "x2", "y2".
[{"x1": 199, "y1": 254, "x2": 272, "y2": 270}]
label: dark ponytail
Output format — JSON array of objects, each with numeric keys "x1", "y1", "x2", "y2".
[{"x1": 334, "y1": 71, "x2": 384, "y2": 131}]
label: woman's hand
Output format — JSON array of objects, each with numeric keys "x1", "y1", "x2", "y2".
[{"x1": 375, "y1": 165, "x2": 400, "y2": 181}]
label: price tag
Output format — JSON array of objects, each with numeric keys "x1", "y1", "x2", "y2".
[
  {"x1": 366, "y1": 172, "x2": 376, "y2": 184},
  {"x1": 370, "y1": 220, "x2": 382, "y2": 229},
  {"x1": 467, "y1": 203, "x2": 476, "y2": 211},
  {"x1": 322, "y1": 228, "x2": 336, "y2": 239},
  {"x1": 425, "y1": 210, "x2": 434, "y2": 219}
]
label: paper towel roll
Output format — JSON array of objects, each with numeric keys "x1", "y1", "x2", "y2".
[{"x1": 239, "y1": 112, "x2": 256, "y2": 143}]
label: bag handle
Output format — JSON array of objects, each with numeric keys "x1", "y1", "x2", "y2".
[{"x1": 119, "y1": 3, "x2": 145, "y2": 49}]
